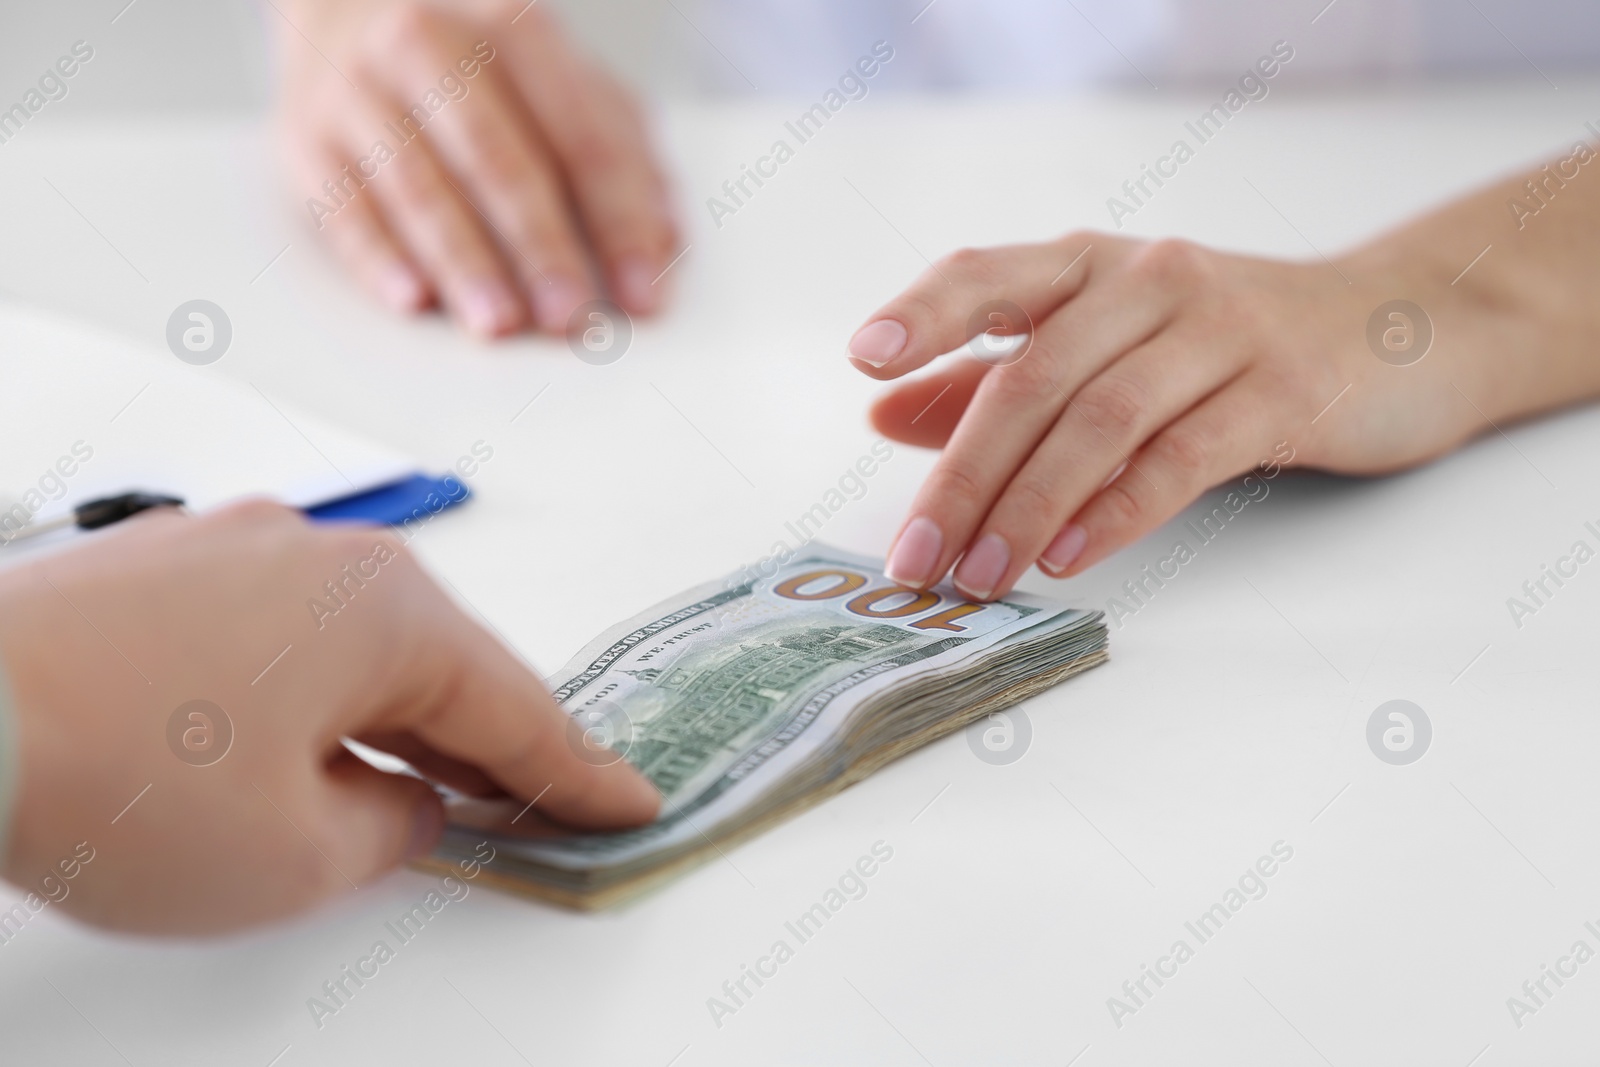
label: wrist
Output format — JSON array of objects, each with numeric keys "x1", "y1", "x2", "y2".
[
  {"x1": 1339, "y1": 174, "x2": 1600, "y2": 428},
  {"x1": 1337, "y1": 232, "x2": 1538, "y2": 426}
]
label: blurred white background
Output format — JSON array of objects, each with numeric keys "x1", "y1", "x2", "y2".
[
  {"x1": 5, "y1": 0, "x2": 1600, "y2": 116},
  {"x1": 0, "y1": 0, "x2": 673, "y2": 114}
]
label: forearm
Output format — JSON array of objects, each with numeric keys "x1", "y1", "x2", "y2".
[{"x1": 1344, "y1": 142, "x2": 1600, "y2": 425}]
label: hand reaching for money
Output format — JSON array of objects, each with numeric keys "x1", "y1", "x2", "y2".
[
  {"x1": 849, "y1": 159, "x2": 1600, "y2": 600},
  {"x1": 0, "y1": 502, "x2": 658, "y2": 934},
  {"x1": 275, "y1": 0, "x2": 679, "y2": 337}
]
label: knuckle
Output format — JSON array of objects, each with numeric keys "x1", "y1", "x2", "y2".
[
  {"x1": 985, "y1": 355, "x2": 1057, "y2": 405},
  {"x1": 1134, "y1": 238, "x2": 1212, "y2": 287},
  {"x1": 1053, "y1": 228, "x2": 1103, "y2": 252},
  {"x1": 1152, "y1": 423, "x2": 1212, "y2": 475},
  {"x1": 937, "y1": 246, "x2": 1004, "y2": 287},
  {"x1": 895, "y1": 287, "x2": 948, "y2": 331},
  {"x1": 926, "y1": 462, "x2": 989, "y2": 511},
  {"x1": 1075, "y1": 374, "x2": 1149, "y2": 436},
  {"x1": 1002, "y1": 477, "x2": 1059, "y2": 519},
  {"x1": 1094, "y1": 479, "x2": 1145, "y2": 530}
]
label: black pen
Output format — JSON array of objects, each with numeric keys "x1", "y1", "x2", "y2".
[{"x1": 1, "y1": 491, "x2": 185, "y2": 545}]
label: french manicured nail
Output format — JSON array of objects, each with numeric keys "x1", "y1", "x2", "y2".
[
  {"x1": 848, "y1": 319, "x2": 907, "y2": 367},
  {"x1": 459, "y1": 283, "x2": 519, "y2": 336},
  {"x1": 534, "y1": 279, "x2": 587, "y2": 333},
  {"x1": 379, "y1": 265, "x2": 426, "y2": 312},
  {"x1": 406, "y1": 796, "x2": 445, "y2": 860},
  {"x1": 1038, "y1": 524, "x2": 1088, "y2": 576},
  {"x1": 954, "y1": 533, "x2": 1011, "y2": 600},
  {"x1": 885, "y1": 515, "x2": 942, "y2": 587},
  {"x1": 615, "y1": 256, "x2": 658, "y2": 314}
]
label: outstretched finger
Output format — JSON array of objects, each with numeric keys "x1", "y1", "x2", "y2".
[{"x1": 846, "y1": 233, "x2": 1111, "y2": 379}]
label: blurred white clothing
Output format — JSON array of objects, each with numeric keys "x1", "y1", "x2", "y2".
[{"x1": 687, "y1": 0, "x2": 1600, "y2": 91}]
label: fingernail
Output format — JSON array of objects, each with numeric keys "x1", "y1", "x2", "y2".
[
  {"x1": 406, "y1": 795, "x2": 445, "y2": 860},
  {"x1": 1038, "y1": 524, "x2": 1087, "y2": 576},
  {"x1": 885, "y1": 515, "x2": 943, "y2": 587},
  {"x1": 953, "y1": 533, "x2": 1011, "y2": 601},
  {"x1": 615, "y1": 256, "x2": 658, "y2": 314},
  {"x1": 848, "y1": 319, "x2": 908, "y2": 367},
  {"x1": 459, "y1": 283, "x2": 520, "y2": 337},
  {"x1": 379, "y1": 265, "x2": 426, "y2": 312},
  {"x1": 533, "y1": 279, "x2": 588, "y2": 333}
]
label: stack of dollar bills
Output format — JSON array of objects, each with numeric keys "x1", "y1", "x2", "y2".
[{"x1": 426, "y1": 547, "x2": 1107, "y2": 909}]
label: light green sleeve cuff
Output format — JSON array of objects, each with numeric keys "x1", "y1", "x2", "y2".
[{"x1": 0, "y1": 665, "x2": 15, "y2": 867}]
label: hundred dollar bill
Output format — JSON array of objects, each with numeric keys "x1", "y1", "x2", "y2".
[{"x1": 424, "y1": 546, "x2": 1107, "y2": 908}]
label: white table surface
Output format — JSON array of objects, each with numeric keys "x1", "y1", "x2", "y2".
[{"x1": 2, "y1": 76, "x2": 1599, "y2": 1066}]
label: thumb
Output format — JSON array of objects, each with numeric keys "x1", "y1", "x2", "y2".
[
  {"x1": 315, "y1": 751, "x2": 445, "y2": 889},
  {"x1": 342, "y1": 544, "x2": 661, "y2": 831},
  {"x1": 390, "y1": 598, "x2": 662, "y2": 830}
]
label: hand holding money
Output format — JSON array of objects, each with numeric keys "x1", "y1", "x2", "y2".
[
  {"x1": 0, "y1": 501, "x2": 657, "y2": 933},
  {"x1": 428, "y1": 546, "x2": 1107, "y2": 908},
  {"x1": 0, "y1": 504, "x2": 1100, "y2": 930}
]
